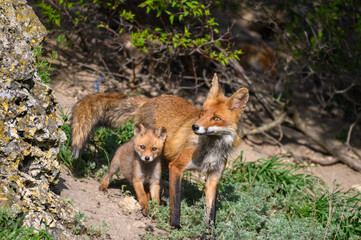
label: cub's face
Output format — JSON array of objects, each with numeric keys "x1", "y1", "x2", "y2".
[{"x1": 134, "y1": 125, "x2": 166, "y2": 163}]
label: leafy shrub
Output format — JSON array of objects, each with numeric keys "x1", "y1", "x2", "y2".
[{"x1": 32, "y1": 0, "x2": 243, "y2": 85}]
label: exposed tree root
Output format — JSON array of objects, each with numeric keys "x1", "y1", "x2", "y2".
[{"x1": 290, "y1": 108, "x2": 361, "y2": 171}]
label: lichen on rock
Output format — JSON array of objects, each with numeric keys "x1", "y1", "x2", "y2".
[{"x1": 0, "y1": 0, "x2": 76, "y2": 238}]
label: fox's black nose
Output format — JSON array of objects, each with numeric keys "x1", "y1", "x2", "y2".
[
  {"x1": 145, "y1": 156, "x2": 150, "y2": 161},
  {"x1": 192, "y1": 124, "x2": 199, "y2": 132}
]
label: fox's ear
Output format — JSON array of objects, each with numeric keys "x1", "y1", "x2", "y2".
[
  {"x1": 156, "y1": 127, "x2": 167, "y2": 141},
  {"x1": 227, "y1": 87, "x2": 249, "y2": 112},
  {"x1": 134, "y1": 123, "x2": 146, "y2": 136},
  {"x1": 206, "y1": 73, "x2": 224, "y2": 101}
]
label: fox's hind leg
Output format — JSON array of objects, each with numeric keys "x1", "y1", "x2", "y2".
[{"x1": 169, "y1": 148, "x2": 195, "y2": 229}]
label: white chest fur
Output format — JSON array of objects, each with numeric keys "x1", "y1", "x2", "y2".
[{"x1": 186, "y1": 133, "x2": 235, "y2": 173}]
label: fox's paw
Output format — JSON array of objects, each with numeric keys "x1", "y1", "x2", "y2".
[
  {"x1": 170, "y1": 223, "x2": 182, "y2": 230},
  {"x1": 141, "y1": 207, "x2": 149, "y2": 216},
  {"x1": 98, "y1": 184, "x2": 108, "y2": 192}
]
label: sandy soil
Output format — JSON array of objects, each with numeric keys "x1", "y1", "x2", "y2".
[
  {"x1": 49, "y1": 64, "x2": 361, "y2": 240},
  {"x1": 56, "y1": 166, "x2": 166, "y2": 239}
]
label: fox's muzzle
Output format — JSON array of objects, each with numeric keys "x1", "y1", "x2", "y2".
[{"x1": 192, "y1": 124, "x2": 208, "y2": 135}]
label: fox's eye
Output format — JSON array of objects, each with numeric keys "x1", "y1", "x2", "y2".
[
  {"x1": 200, "y1": 110, "x2": 205, "y2": 116},
  {"x1": 152, "y1": 147, "x2": 157, "y2": 151},
  {"x1": 213, "y1": 116, "x2": 221, "y2": 121},
  {"x1": 140, "y1": 145, "x2": 145, "y2": 149}
]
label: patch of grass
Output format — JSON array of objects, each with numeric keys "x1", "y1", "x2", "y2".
[
  {"x1": 0, "y1": 200, "x2": 53, "y2": 240},
  {"x1": 72, "y1": 211, "x2": 87, "y2": 235},
  {"x1": 147, "y1": 154, "x2": 361, "y2": 240},
  {"x1": 87, "y1": 220, "x2": 109, "y2": 239},
  {"x1": 72, "y1": 212, "x2": 109, "y2": 239}
]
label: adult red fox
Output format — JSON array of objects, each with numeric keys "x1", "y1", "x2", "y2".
[
  {"x1": 98, "y1": 124, "x2": 166, "y2": 215},
  {"x1": 71, "y1": 74, "x2": 249, "y2": 228}
]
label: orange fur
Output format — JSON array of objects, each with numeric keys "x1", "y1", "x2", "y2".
[
  {"x1": 71, "y1": 93, "x2": 147, "y2": 158},
  {"x1": 71, "y1": 74, "x2": 249, "y2": 227}
]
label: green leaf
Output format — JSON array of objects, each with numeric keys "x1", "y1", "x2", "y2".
[
  {"x1": 73, "y1": 18, "x2": 79, "y2": 25},
  {"x1": 170, "y1": 15, "x2": 175, "y2": 24},
  {"x1": 185, "y1": 2, "x2": 194, "y2": 8},
  {"x1": 55, "y1": 18, "x2": 60, "y2": 26}
]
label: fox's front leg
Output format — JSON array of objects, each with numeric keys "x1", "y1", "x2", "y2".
[
  {"x1": 168, "y1": 149, "x2": 194, "y2": 228},
  {"x1": 149, "y1": 162, "x2": 162, "y2": 204},
  {"x1": 205, "y1": 169, "x2": 224, "y2": 226}
]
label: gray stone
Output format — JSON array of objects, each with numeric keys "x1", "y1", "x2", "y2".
[{"x1": 0, "y1": 0, "x2": 77, "y2": 238}]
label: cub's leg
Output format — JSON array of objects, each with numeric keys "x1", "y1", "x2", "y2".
[
  {"x1": 99, "y1": 160, "x2": 120, "y2": 191},
  {"x1": 133, "y1": 179, "x2": 149, "y2": 216}
]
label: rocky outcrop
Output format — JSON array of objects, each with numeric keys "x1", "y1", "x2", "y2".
[{"x1": 0, "y1": 0, "x2": 76, "y2": 238}]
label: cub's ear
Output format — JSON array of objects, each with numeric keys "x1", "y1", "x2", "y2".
[
  {"x1": 156, "y1": 127, "x2": 167, "y2": 141},
  {"x1": 134, "y1": 123, "x2": 146, "y2": 136},
  {"x1": 206, "y1": 73, "x2": 224, "y2": 101},
  {"x1": 227, "y1": 87, "x2": 249, "y2": 112}
]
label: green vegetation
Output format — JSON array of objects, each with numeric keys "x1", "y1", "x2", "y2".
[
  {"x1": 72, "y1": 211, "x2": 109, "y2": 238},
  {"x1": 285, "y1": 0, "x2": 361, "y2": 74},
  {"x1": 33, "y1": 0, "x2": 242, "y2": 67},
  {"x1": 0, "y1": 200, "x2": 53, "y2": 240},
  {"x1": 33, "y1": 46, "x2": 57, "y2": 85},
  {"x1": 281, "y1": 0, "x2": 361, "y2": 121},
  {"x1": 147, "y1": 155, "x2": 361, "y2": 239},
  {"x1": 72, "y1": 211, "x2": 87, "y2": 235}
]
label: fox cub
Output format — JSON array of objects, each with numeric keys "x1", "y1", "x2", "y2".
[{"x1": 99, "y1": 124, "x2": 166, "y2": 215}]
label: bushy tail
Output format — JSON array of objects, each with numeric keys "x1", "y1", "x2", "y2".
[{"x1": 71, "y1": 92, "x2": 146, "y2": 158}]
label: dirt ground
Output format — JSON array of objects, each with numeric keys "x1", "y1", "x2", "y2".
[
  {"x1": 49, "y1": 64, "x2": 361, "y2": 240},
  {"x1": 57, "y1": 166, "x2": 166, "y2": 239}
]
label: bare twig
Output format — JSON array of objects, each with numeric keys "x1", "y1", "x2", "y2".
[
  {"x1": 242, "y1": 111, "x2": 287, "y2": 136},
  {"x1": 323, "y1": 81, "x2": 356, "y2": 110},
  {"x1": 346, "y1": 115, "x2": 359, "y2": 147}
]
